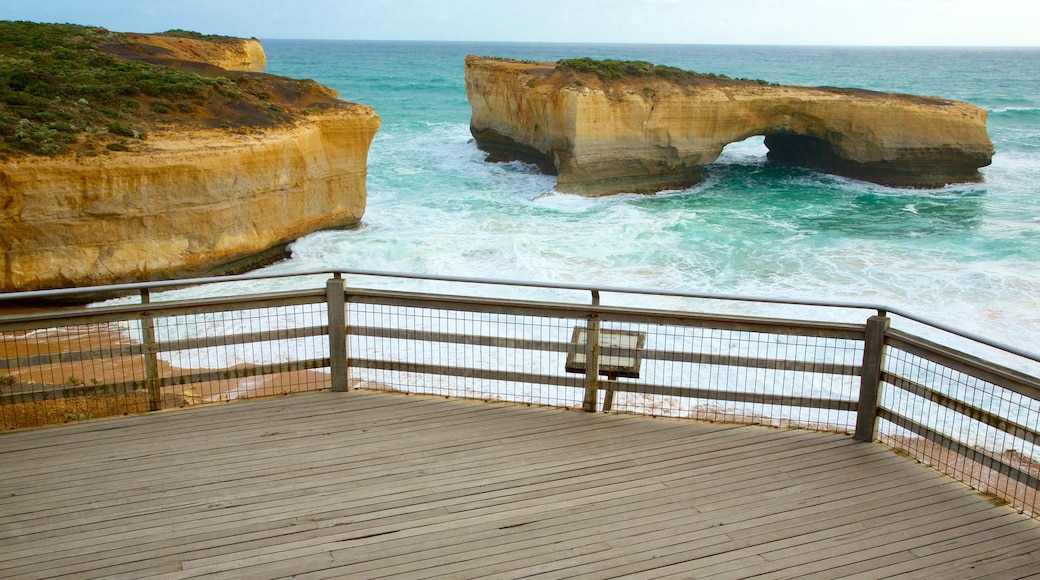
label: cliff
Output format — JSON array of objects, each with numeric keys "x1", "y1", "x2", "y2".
[
  {"x1": 0, "y1": 23, "x2": 379, "y2": 293},
  {"x1": 2, "y1": 107, "x2": 380, "y2": 293},
  {"x1": 113, "y1": 32, "x2": 267, "y2": 72},
  {"x1": 466, "y1": 56, "x2": 994, "y2": 195},
  {"x1": 0, "y1": 108, "x2": 379, "y2": 293}
]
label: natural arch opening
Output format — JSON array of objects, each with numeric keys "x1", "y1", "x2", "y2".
[
  {"x1": 763, "y1": 133, "x2": 841, "y2": 170},
  {"x1": 716, "y1": 135, "x2": 768, "y2": 165}
]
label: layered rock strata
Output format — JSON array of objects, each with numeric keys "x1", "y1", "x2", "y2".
[
  {"x1": 0, "y1": 108, "x2": 379, "y2": 293},
  {"x1": 114, "y1": 33, "x2": 267, "y2": 72},
  {"x1": 0, "y1": 30, "x2": 378, "y2": 294},
  {"x1": 466, "y1": 56, "x2": 994, "y2": 196}
]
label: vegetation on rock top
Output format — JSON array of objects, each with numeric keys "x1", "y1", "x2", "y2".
[
  {"x1": 156, "y1": 29, "x2": 248, "y2": 45},
  {"x1": 556, "y1": 57, "x2": 772, "y2": 86},
  {"x1": 552, "y1": 57, "x2": 949, "y2": 106},
  {"x1": 0, "y1": 21, "x2": 346, "y2": 159}
]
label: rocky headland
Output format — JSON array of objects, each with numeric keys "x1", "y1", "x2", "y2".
[
  {"x1": 113, "y1": 31, "x2": 268, "y2": 73},
  {"x1": 466, "y1": 56, "x2": 994, "y2": 196},
  {"x1": 0, "y1": 23, "x2": 379, "y2": 294}
]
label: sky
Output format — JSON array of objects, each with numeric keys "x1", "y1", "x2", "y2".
[{"x1": 2, "y1": 0, "x2": 1038, "y2": 46}]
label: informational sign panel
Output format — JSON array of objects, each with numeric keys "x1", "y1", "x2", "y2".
[{"x1": 565, "y1": 327, "x2": 645, "y2": 379}]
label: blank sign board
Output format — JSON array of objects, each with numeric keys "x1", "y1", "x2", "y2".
[{"x1": 565, "y1": 327, "x2": 646, "y2": 379}]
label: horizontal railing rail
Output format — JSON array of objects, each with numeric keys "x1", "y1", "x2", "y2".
[
  {"x1": 6, "y1": 267, "x2": 1034, "y2": 360},
  {"x1": 884, "y1": 329, "x2": 1040, "y2": 401},
  {"x1": 0, "y1": 289, "x2": 328, "y2": 331},
  {"x1": 345, "y1": 287, "x2": 868, "y2": 337},
  {"x1": 342, "y1": 288, "x2": 866, "y2": 417},
  {"x1": 0, "y1": 270, "x2": 1037, "y2": 517},
  {"x1": 876, "y1": 326, "x2": 1040, "y2": 513},
  {"x1": 0, "y1": 288, "x2": 330, "y2": 407}
]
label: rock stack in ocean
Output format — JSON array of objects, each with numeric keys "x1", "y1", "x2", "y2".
[{"x1": 465, "y1": 56, "x2": 994, "y2": 196}]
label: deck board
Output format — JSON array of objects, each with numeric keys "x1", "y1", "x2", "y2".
[{"x1": 2, "y1": 390, "x2": 1038, "y2": 579}]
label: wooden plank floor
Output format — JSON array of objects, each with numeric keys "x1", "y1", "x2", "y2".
[{"x1": 2, "y1": 391, "x2": 1039, "y2": 579}]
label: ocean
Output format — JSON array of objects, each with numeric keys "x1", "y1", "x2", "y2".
[{"x1": 244, "y1": 41, "x2": 1040, "y2": 353}]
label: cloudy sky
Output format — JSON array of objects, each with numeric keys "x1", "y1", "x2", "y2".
[{"x1": 2, "y1": 0, "x2": 1038, "y2": 46}]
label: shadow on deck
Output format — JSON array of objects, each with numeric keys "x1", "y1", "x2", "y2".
[{"x1": 2, "y1": 390, "x2": 1039, "y2": 579}]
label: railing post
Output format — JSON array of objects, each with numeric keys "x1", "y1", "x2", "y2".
[
  {"x1": 854, "y1": 314, "x2": 890, "y2": 442},
  {"x1": 581, "y1": 291, "x2": 601, "y2": 413},
  {"x1": 327, "y1": 276, "x2": 349, "y2": 392},
  {"x1": 139, "y1": 289, "x2": 162, "y2": 411}
]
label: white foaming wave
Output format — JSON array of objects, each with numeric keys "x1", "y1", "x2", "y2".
[
  {"x1": 988, "y1": 150, "x2": 1040, "y2": 173},
  {"x1": 694, "y1": 239, "x2": 1040, "y2": 352},
  {"x1": 123, "y1": 193, "x2": 1039, "y2": 368},
  {"x1": 981, "y1": 155, "x2": 1040, "y2": 201},
  {"x1": 105, "y1": 213, "x2": 1040, "y2": 440},
  {"x1": 548, "y1": 241, "x2": 1038, "y2": 373},
  {"x1": 786, "y1": 170, "x2": 987, "y2": 199},
  {"x1": 714, "y1": 135, "x2": 768, "y2": 165},
  {"x1": 531, "y1": 191, "x2": 597, "y2": 211},
  {"x1": 94, "y1": 107, "x2": 1040, "y2": 425},
  {"x1": 988, "y1": 106, "x2": 1040, "y2": 114},
  {"x1": 110, "y1": 303, "x2": 330, "y2": 372}
]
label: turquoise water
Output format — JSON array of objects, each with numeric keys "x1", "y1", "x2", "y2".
[{"x1": 257, "y1": 41, "x2": 1040, "y2": 350}]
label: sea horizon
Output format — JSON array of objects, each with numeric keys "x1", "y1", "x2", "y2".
[{"x1": 256, "y1": 37, "x2": 1040, "y2": 49}]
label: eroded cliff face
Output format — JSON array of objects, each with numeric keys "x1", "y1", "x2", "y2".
[
  {"x1": 1, "y1": 28, "x2": 379, "y2": 294},
  {"x1": 466, "y1": 56, "x2": 994, "y2": 195},
  {"x1": 118, "y1": 34, "x2": 267, "y2": 72},
  {"x1": 0, "y1": 107, "x2": 379, "y2": 293}
]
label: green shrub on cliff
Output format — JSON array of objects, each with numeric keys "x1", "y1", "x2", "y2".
[
  {"x1": 0, "y1": 21, "x2": 327, "y2": 159},
  {"x1": 557, "y1": 57, "x2": 771, "y2": 86},
  {"x1": 159, "y1": 29, "x2": 245, "y2": 45},
  {"x1": 558, "y1": 58, "x2": 670, "y2": 80},
  {"x1": 0, "y1": 22, "x2": 195, "y2": 156}
]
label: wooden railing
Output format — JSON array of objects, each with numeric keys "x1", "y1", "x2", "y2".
[{"x1": 1, "y1": 270, "x2": 1038, "y2": 516}]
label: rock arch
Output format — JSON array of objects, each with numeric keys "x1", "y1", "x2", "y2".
[{"x1": 466, "y1": 56, "x2": 994, "y2": 195}]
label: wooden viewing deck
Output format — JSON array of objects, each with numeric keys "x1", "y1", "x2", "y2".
[{"x1": 2, "y1": 390, "x2": 1039, "y2": 579}]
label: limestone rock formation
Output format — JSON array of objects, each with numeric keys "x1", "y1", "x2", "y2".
[
  {"x1": 0, "y1": 108, "x2": 379, "y2": 293},
  {"x1": 0, "y1": 26, "x2": 378, "y2": 294},
  {"x1": 113, "y1": 33, "x2": 267, "y2": 72},
  {"x1": 466, "y1": 56, "x2": 994, "y2": 196}
]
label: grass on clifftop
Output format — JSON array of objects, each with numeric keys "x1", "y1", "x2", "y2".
[
  {"x1": 0, "y1": 21, "x2": 341, "y2": 159},
  {"x1": 156, "y1": 29, "x2": 247, "y2": 45},
  {"x1": 557, "y1": 57, "x2": 773, "y2": 86}
]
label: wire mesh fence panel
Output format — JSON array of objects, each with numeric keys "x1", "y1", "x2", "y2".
[
  {"x1": 347, "y1": 302, "x2": 586, "y2": 409},
  {"x1": 340, "y1": 300, "x2": 866, "y2": 434},
  {"x1": 880, "y1": 345, "x2": 1040, "y2": 517},
  {"x1": 0, "y1": 321, "x2": 150, "y2": 429},
  {"x1": 144, "y1": 302, "x2": 331, "y2": 405},
  {"x1": 0, "y1": 299, "x2": 332, "y2": 429},
  {"x1": 604, "y1": 322, "x2": 862, "y2": 433},
  {"x1": 1, "y1": 272, "x2": 1037, "y2": 524}
]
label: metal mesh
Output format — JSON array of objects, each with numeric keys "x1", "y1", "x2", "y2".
[
  {"x1": 2, "y1": 274, "x2": 1038, "y2": 523},
  {"x1": 598, "y1": 323, "x2": 862, "y2": 433},
  {"x1": 146, "y1": 303, "x2": 330, "y2": 405},
  {"x1": 0, "y1": 300, "x2": 330, "y2": 429},
  {"x1": 342, "y1": 302, "x2": 863, "y2": 434},
  {"x1": 0, "y1": 322, "x2": 151, "y2": 429},
  {"x1": 880, "y1": 346, "x2": 1040, "y2": 517},
  {"x1": 348, "y1": 303, "x2": 586, "y2": 410}
]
